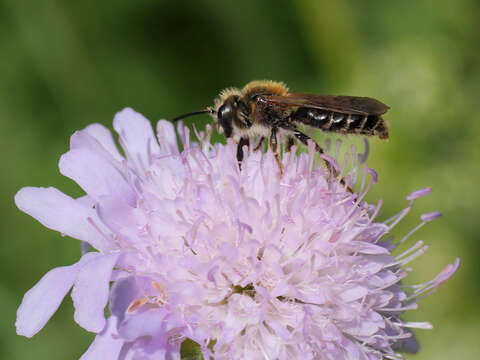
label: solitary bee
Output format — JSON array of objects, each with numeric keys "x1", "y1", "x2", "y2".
[{"x1": 173, "y1": 80, "x2": 389, "y2": 187}]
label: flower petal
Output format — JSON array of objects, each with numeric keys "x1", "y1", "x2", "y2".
[
  {"x1": 59, "y1": 147, "x2": 136, "y2": 205},
  {"x1": 15, "y1": 187, "x2": 112, "y2": 251},
  {"x1": 79, "y1": 316, "x2": 124, "y2": 360},
  {"x1": 72, "y1": 252, "x2": 121, "y2": 332},
  {"x1": 156, "y1": 120, "x2": 179, "y2": 155},
  {"x1": 82, "y1": 123, "x2": 124, "y2": 162},
  {"x1": 16, "y1": 252, "x2": 99, "y2": 337},
  {"x1": 121, "y1": 336, "x2": 182, "y2": 360},
  {"x1": 96, "y1": 195, "x2": 143, "y2": 240},
  {"x1": 118, "y1": 309, "x2": 176, "y2": 341},
  {"x1": 339, "y1": 285, "x2": 369, "y2": 302},
  {"x1": 113, "y1": 108, "x2": 160, "y2": 173},
  {"x1": 109, "y1": 276, "x2": 141, "y2": 323},
  {"x1": 70, "y1": 130, "x2": 123, "y2": 170}
]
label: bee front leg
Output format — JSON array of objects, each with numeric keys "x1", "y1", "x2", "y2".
[
  {"x1": 270, "y1": 127, "x2": 284, "y2": 176},
  {"x1": 236, "y1": 137, "x2": 250, "y2": 170}
]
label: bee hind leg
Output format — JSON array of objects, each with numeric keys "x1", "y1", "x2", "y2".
[{"x1": 291, "y1": 128, "x2": 353, "y2": 193}]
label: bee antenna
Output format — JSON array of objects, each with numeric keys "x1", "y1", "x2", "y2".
[{"x1": 172, "y1": 108, "x2": 215, "y2": 122}]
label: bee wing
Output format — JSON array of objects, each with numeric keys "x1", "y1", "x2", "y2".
[{"x1": 259, "y1": 93, "x2": 390, "y2": 115}]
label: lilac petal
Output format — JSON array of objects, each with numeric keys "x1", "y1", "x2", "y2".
[
  {"x1": 118, "y1": 309, "x2": 168, "y2": 341},
  {"x1": 109, "y1": 276, "x2": 141, "y2": 323},
  {"x1": 344, "y1": 311, "x2": 383, "y2": 337},
  {"x1": 83, "y1": 123, "x2": 124, "y2": 162},
  {"x1": 122, "y1": 337, "x2": 181, "y2": 360},
  {"x1": 421, "y1": 211, "x2": 442, "y2": 222},
  {"x1": 15, "y1": 187, "x2": 111, "y2": 251},
  {"x1": 351, "y1": 242, "x2": 389, "y2": 255},
  {"x1": 113, "y1": 108, "x2": 160, "y2": 172},
  {"x1": 140, "y1": 337, "x2": 182, "y2": 360},
  {"x1": 16, "y1": 252, "x2": 99, "y2": 337},
  {"x1": 407, "y1": 187, "x2": 432, "y2": 201},
  {"x1": 59, "y1": 148, "x2": 136, "y2": 205},
  {"x1": 118, "y1": 309, "x2": 183, "y2": 341},
  {"x1": 80, "y1": 316, "x2": 124, "y2": 360},
  {"x1": 72, "y1": 252, "x2": 121, "y2": 332},
  {"x1": 156, "y1": 120, "x2": 179, "y2": 155},
  {"x1": 176, "y1": 120, "x2": 187, "y2": 145},
  {"x1": 70, "y1": 130, "x2": 123, "y2": 171},
  {"x1": 339, "y1": 286, "x2": 369, "y2": 302},
  {"x1": 96, "y1": 195, "x2": 141, "y2": 239},
  {"x1": 76, "y1": 194, "x2": 95, "y2": 207}
]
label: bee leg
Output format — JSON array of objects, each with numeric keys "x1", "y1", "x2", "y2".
[
  {"x1": 236, "y1": 137, "x2": 250, "y2": 170},
  {"x1": 292, "y1": 129, "x2": 353, "y2": 193},
  {"x1": 253, "y1": 136, "x2": 265, "y2": 151},
  {"x1": 270, "y1": 128, "x2": 284, "y2": 176}
]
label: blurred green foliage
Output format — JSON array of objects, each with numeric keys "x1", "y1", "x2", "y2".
[{"x1": 1, "y1": 0, "x2": 478, "y2": 359}]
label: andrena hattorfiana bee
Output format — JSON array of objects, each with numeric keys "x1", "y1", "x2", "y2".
[{"x1": 173, "y1": 80, "x2": 389, "y2": 190}]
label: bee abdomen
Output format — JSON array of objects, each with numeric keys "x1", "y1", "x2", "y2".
[
  {"x1": 351, "y1": 114, "x2": 389, "y2": 139},
  {"x1": 294, "y1": 108, "x2": 330, "y2": 128},
  {"x1": 293, "y1": 108, "x2": 388, "y2": 139}
]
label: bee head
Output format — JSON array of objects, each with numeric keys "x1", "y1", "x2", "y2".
[
  {"x1": 172, "y1": 88, "x2": 250, "y2": 139},
  {"x1": 214, "y1": 93, "x2": 251, "y2": 138}
]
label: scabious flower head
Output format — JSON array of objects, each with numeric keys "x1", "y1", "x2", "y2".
[{"x1": 15, "y1": 108, "x2": 458, "y2": 360}]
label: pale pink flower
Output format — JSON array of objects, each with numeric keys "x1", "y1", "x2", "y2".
[{"x1": 15, "y1": 108, "x2": 458, "y2": 359}]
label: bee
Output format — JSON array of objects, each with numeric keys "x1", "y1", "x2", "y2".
[{"x1": 173, "y1": 80, "x2": 389, "y2": 189}]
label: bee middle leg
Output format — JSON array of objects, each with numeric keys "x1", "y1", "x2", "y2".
[
  {"x1": 270, "y1": 127, "x2": 284, "y2": 176},
  {"x1": 236, "y1": 137, "x2": 250, "y2": 169},
  {"x1": 254, "y1": 136, "x2": 265, "y2": 151}
]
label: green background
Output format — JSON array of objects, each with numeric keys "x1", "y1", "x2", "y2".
[{"x1": 1, "y1": 1, "x2": 478, "y2": 359}]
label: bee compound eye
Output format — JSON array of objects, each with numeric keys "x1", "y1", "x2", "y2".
[
  {"x1": 218, "y1": 104, "x2": 232, "y2": 118},
  {"x1": 217, "y1": 104, "x2": 234, "y2": 138}
]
